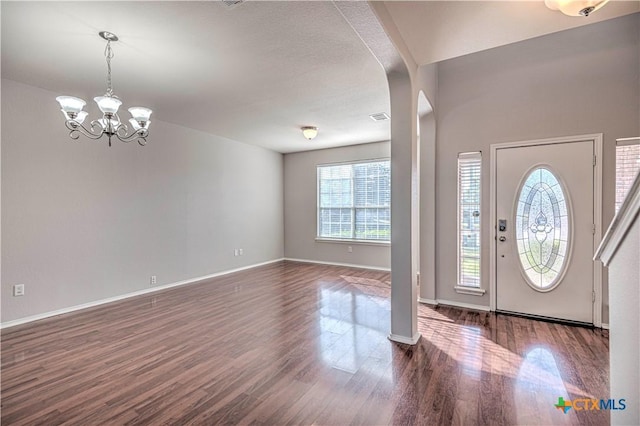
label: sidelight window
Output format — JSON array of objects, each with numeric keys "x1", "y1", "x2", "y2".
[
  {"x1": 615, "y1": 138, "x2": 640, "y2": 213},
  {"x1": 457, "y1": 152, "x2": 482, "y2": 288}
]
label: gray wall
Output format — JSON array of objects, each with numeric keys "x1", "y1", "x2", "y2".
[
  {"x1": 1, "y1": 78, "x2": 284, "y2": 323},
  {"x1": 284, "y1": 141, "x2": 391, "y2": 269},
  {"x1": 608, "y1": 214, "x2": 640, "y2": 425},
  {"x1": 435, "y1": 14, "x2": 640, "y2": 317}
]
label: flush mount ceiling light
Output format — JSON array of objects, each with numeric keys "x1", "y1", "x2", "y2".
[
  {"x1": 56, "y1": 31, "x2": 152, "y2": 147},
  {"x1": 545, "y1": 0, "x2": 610, "y2": 16},
  {"x1": 302, "y1": 126, "x2": 318, "y2": 140}
]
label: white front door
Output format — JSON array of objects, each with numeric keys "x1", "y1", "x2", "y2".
[{"x1": 495, "y1": 140, "x2": 594, "y2": 323}]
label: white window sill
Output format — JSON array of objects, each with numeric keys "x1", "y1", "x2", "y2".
[
  {"x1": 315, "y1": 238, "x2": 390, "y2": 247},
  {"x1": 454, "y1": 286, "x2": 486, "y2": 296}
]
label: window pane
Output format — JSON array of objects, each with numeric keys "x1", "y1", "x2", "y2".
[
  {"x1": 318, "y1": 208, "x2": 353, "y2": 239},
  {"x1": 355, "y1": 208, "x2": 391, "y2": 240},
  {"x1": 616, "y1": 142, "x2": 640, "y2": 213},
  {"x1": 319, "y1": 165, "x2": 352, "y2": 209},
  {"x1": 515, "y1": 167, "x2": 569, "y2": 290},
  {"x1": 458, "y1": 152, "x2": 481, "y2": 288},
  {"x1": 318, "y1": 160, "x2": 390, "y2": 241}
]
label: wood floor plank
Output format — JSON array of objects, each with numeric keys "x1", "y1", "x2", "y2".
[{"x1": 1, "y1": 261, "x2": 610, "y2": 425}]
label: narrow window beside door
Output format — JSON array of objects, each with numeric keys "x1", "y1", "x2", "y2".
[
  {"x1": 615, "y1": 138, "x2": 640, "y2": 213},
  {"x1": 457, "y1": 152, "x2": 482, "y2": 289}
]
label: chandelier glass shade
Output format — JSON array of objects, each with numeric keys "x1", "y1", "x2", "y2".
[{"x1": 56, "y1": 31, "x2": 152, "y2": 147}]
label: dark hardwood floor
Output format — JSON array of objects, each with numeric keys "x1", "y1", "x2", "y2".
[{"x1": 1, "y1": 261, "x2": 609, "y2": 425}]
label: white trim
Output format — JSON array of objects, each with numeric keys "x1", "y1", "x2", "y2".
[
  {"x1": 388, "y1": 332, "x2": 421, "y2": 345},
  {"x1": 458, "y1": 151, "x2": 482, "y2": 160},
  {"x1": 615, "y1": 137, "x2": 640, "y2": 147},
  {"x1": 593, "y1": 135, "x2": 604, "y2": 328},
  {"x1": 314, "y1": 238, "x2": 390, "y2": 246},
  {"x1": 284, "y1": 257, "x2": 390, "y2": 271},
  {"x1": 316, "y1": 157, "x2": 391, "y2": 168},
  {"x1": 436, "y1": 299, "x2": 490, "y2": 312},
  {"x1": 1, "y1": 258, "x2": 285, "y2": 329},
  {"x1": 595, "y1": 171, "x2": 640, "y2": 266},
  {"x1": 418, "y1": 297, "x2": 438, "y2": 305},
  {"x1": 454, "y1": 286, "x2": 486, "y2": 296},
  {"x1": 489, "y1": 133, "x2": 603, "y2": 327},
  {"x1": 490, "y1": 143, "x2": 497, "y2": 312},
  {"x1": 601, "y1": 323, "x2": 610, "y2": 330}
]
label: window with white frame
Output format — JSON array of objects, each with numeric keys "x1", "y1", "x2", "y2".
[
  {"x1": 457, "y1": 152, "x2": 481, "y2": 288},
  {"x1": 615, "y1": 138, "x2": 640, "y2": 213},
  {"x1": 317, "y1": 160, "x2": 390, "y2": 242}
]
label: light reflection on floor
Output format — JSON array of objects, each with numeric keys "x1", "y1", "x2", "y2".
[
  {"x1": 318, "y1": 278, "x2": 392, "y2": 380},
  {"x1": 315, "y1": 273, "x2": 607, "y2": 424},
  {"x1": 515, "y1": 346, "x2": 572, "y2": 424},
  {"x1": 418, "y1": 307, "x2": 592, "y2": 398}
]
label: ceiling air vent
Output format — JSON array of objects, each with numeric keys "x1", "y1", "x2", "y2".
[
  {"x1": 369, "y1": 112, "x2": 390, "y2": 122},
  {"x1": 221, "y1": 0, "x2": 244, "y2": 9}
]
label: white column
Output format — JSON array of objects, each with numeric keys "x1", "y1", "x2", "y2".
[
  {"x1": 388, "y1": 71, "x2": 420, "y2": 345},
  {"x1": 333, "y1": 1, "x2": 422, "y2": 345}
]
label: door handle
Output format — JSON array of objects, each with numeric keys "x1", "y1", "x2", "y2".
[{"x1": 499, "y1": 236, "x2": 506, "y2": 242}]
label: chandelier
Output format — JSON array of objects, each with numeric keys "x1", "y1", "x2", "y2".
[{"x1": 56, "y1": 31, "x2": 152, "y2": 147}]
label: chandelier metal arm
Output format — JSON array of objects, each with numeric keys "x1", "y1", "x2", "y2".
[
  {"x1": 64, "y1": 119, "x2": 106, "y2": 140},
  {"x1": 63, "y1": 119, "x2": 148, "y2": 147},
  {"x1": 114, "y1": 124, "x2": 149, "y2": 146}
]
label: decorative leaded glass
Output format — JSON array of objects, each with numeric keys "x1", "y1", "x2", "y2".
[{"x1": 515, "y1": 167, "x2": 570, "y2": 290}]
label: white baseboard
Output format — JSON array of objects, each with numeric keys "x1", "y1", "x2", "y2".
[
  {"x1": 1, "y1": 258, "x2": 285, "y2": 329},
  {"x1": 436, "y1": 299, "x2": 490, "y2": 312},
  {"x1": 388, "y1": 332, "x2": 421, "y2": 345},
  {"x1": 284, "y1": 257, "x2": 390, "y2": 272},
  {"x1": 418, "y1": 297, "x2": 438, "y2": 305},
  {"x1": 601, "y1": 323, "x2": 610, "y2": 330}
]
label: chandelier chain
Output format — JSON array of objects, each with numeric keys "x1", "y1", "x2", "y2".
[{"x1": 104, "y1": 40, "x2": 114, "y2": 97}]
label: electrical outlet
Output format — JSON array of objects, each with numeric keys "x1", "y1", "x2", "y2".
[
  {"x1": 238, "y1": 248, "x2": 243, "y2": 256},
  {"x1": 234, "y1": 249, "x2": 239, "y2": 256},
  {"x1": 13, "y1": 284, "x2": 25, "y2": 297},
  {"x1": 150, "y1": 275, "x2": 157, "y2": 286},
  {"x1": 347, "y1": 246, "x2": 353, "y2": 253}
]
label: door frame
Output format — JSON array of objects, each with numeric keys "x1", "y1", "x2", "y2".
[{"x1": 489, "y1": 134, "x2": 603, "y2": 327}]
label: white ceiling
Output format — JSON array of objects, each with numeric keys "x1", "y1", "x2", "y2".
[
  {"x1": 384, "y1": 0, "x2": 640, "y2": 66},
  {"x1": 1, "y1": 1, "x2": 390, "y2": 153},
  {"x1": 2, "y1": 1, "x2": 638, "y2": 153}
]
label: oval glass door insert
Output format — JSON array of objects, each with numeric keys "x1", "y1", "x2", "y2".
[{"x1": 515, "y1": 167, "x2": 570, "y2": 291}]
